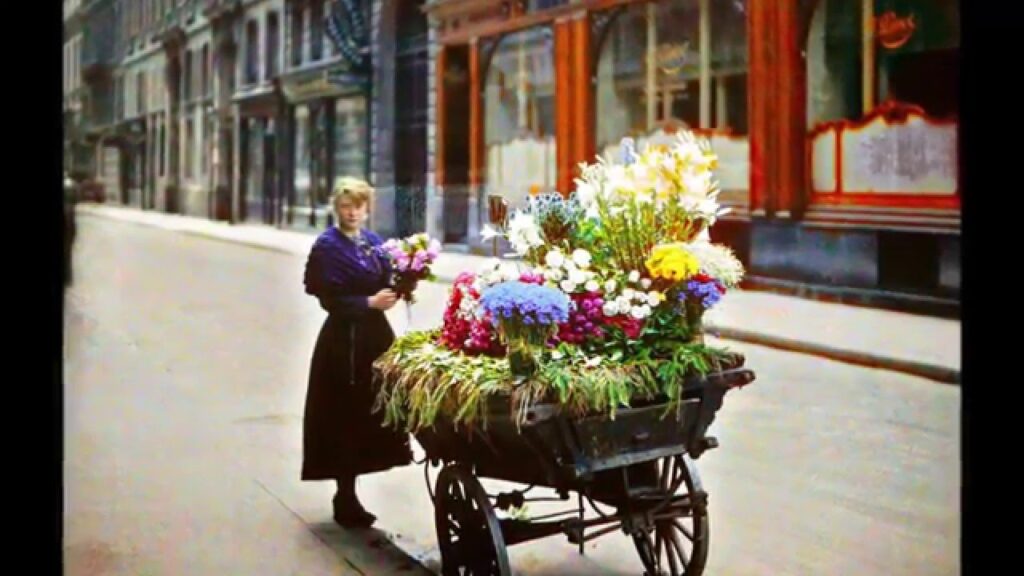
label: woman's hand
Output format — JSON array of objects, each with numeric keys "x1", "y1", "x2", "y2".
[{"x1": 368, "y1": 289, "x2": 399, "y2": 311}]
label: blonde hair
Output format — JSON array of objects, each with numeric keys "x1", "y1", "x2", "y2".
[{"x1": 331, "y1": 176, "x2": 375, "y2": 215}]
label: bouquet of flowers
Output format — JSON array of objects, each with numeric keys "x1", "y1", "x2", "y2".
[{"x1": 381, "y1": 233, "x2": 442, "y2": 303}]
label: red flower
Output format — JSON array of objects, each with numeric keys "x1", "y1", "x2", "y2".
[
  {"x1": 438, "y1": 272, "x2": 502, "y2": 355},
  {"x1": 606, "y1": 315, "x2": 644, "y2": 339}
]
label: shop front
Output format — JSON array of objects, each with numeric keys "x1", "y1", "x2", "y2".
[
  {"x1": 428, "y1": 0, "x2": 959, "y2": 314},
  {"x1": 281, "y1": 68, "x2": 369, "y2": 232},
  {"x1": 430, "y1": 0, "x2": 752, "y2": 248},
  {"x1": 236, "y1": 88, "x2": 284, "y2": 225}
]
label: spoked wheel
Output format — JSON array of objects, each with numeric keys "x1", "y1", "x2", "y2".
[
  {"x1": 631, "y1": 454, "x2": 709, "y2": 576},
  {"x1": 434, "y1": 464, "x2": 511, "y2": 576}
]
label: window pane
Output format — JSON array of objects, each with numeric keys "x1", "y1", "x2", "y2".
[
  {"x1": 875, "y1": 0, "x2": 958, "y2": 118},
  {"x1": 267, "y1": 13, "x2": 280, "y2": 78},
  {"x1": 291, "y1": 8, "x2": 303, "y2": 66},
  {"x1": 595, "y1": 0, "x2": 750, "y2": 199},
  {"x1": 333, "y1": 96, "x2": 368, "y2": 180},
  {"x1": 311, "y1": 1, "x2": 324, "y2": 61},
  {"x1": 294, "y1": 105, "x2": 310, "y2": 203},
  {"x1": 806, "y1": 0, "x2": 863, "y2": 124},
  {"x1": 806, "y1": 0, "x2": 959, "y2": 198},
  {"x1": 483, "y1": 25, "x2": 556, "y2": 209}
]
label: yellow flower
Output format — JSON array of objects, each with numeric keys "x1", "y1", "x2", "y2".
[{"x1": 645, "y1": 244, "x2": 699, "y2": 282}]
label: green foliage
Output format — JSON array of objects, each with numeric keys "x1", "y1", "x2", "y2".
[{"x1": 374, "y1": 330, "x2": 736, "y2": 432}]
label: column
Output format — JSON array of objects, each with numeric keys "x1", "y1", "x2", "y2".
[
  {"x1": 571, "y1": 12, "x2": 593, "y2": 172},
  {"x1": 699, "y1": 0, "x2": 712, "y2": 128},
  {"x1": 467, "y1": 38, "x2": 482, "y2": 244},
  {"x1": 645, "y1": 2, "x2": 657, "y2": 130},
  {"x1": 555, "y1": 18, "x2": 573, "y2": 195},
  {"x1": 862, "y1": 0, "x2": 875, "y2": 115},
  {"x1": 426, "y1": 36, "x2": 445, "y2": 242}
]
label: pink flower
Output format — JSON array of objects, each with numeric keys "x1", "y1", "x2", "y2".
[
  {"x1": 396, "y1": 255, "x2": 411, "y2": 270},
  {"x1": 427, "y1": 239, "x2": 442, "y2": 259}
]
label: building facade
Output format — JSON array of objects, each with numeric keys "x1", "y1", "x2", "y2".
[
  {"x1": 64, "y1": 0, "x2": 87, "y2": 179},
  {"x1": 66, "y1": 0, "x2": 958, "y2": 315},
  {"x1": 75, "y1": 0, "x2": 429, "y2": 240},
  {"x1": 422, "y1": 0, "x2": 959, "y2": 315}
]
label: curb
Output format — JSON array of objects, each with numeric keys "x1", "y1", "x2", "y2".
[{"x1": 705, "y1": 325, "x2": 960, "y2": 385}]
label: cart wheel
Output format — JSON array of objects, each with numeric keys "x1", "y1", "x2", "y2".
[
  {"x1": 434, "y1": 464, "x2": 511, "y2": 576},
  {"x1": 632, "y1": 454, "x2": 709, "y2": 576}
]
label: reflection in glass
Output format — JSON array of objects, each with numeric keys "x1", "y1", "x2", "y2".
[
  {"x1": 483, "y1": 26, "x2": 557, "y2": 210},
  {"x1": 595, "y1": 0, "x2": 749, "y2": 199}
]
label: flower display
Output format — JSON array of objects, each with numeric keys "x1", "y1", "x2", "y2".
[
  {"x1": 378, "y1": 130, "x2": 750, "y2": 430},
  {"x1": 435, "y1": 130, "x2": 743, "y2": 372}
]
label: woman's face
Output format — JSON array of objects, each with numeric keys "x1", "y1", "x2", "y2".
[{"x1": 335, "y1": 197, "x2": 368, "y2": 231}]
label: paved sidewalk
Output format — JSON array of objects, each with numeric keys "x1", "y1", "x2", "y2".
[{"x1": 76, "y1": 203, "x2": 961, "y2": 383}]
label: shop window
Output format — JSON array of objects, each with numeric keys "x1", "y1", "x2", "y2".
[
  {"x1": 246, "y1": 20, "x2": 260, "y2": 85},
  {"x1": 483, "y1": 25, "x2": 557, "y2": 209},
  {"x1": 201, "y1": 44, "x2": 210, "y2": 97},
  {"x1": 594, "y1": 0, "x2": 750, "y2": 205},
  {"x1": 333, "y1": 96, "x2": 368, "y2": 180},
  {"x1": 875, "y1": 0, "x2": 958, "y2": 118},
  {"x1": 806, "y1": 0, "x2": 959, "y2": 201}
]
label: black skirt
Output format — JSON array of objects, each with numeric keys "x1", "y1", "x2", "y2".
[{"x1": 301, "y1": 310, "x2": 412, "y2": 480}]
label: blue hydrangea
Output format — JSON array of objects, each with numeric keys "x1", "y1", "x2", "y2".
[
  {"x1": 682, "y1": 279, "x2": 725, "y2": 309},
  {"x1": 480, "y1": 281, "x2": 571, "y2": 327}
]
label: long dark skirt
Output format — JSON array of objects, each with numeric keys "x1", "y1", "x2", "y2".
[{"x1": 301, "y1": 311, "x2": 412, "y2": 480}]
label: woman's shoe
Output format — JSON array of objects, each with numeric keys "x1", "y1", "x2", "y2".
[{"x1": 333, "y1": 496, "x2": 377, "y2": 528}]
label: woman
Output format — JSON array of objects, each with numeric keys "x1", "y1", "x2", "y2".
[{"x1": 301, "y1": 177, "x2": 412, "y2": 527}]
